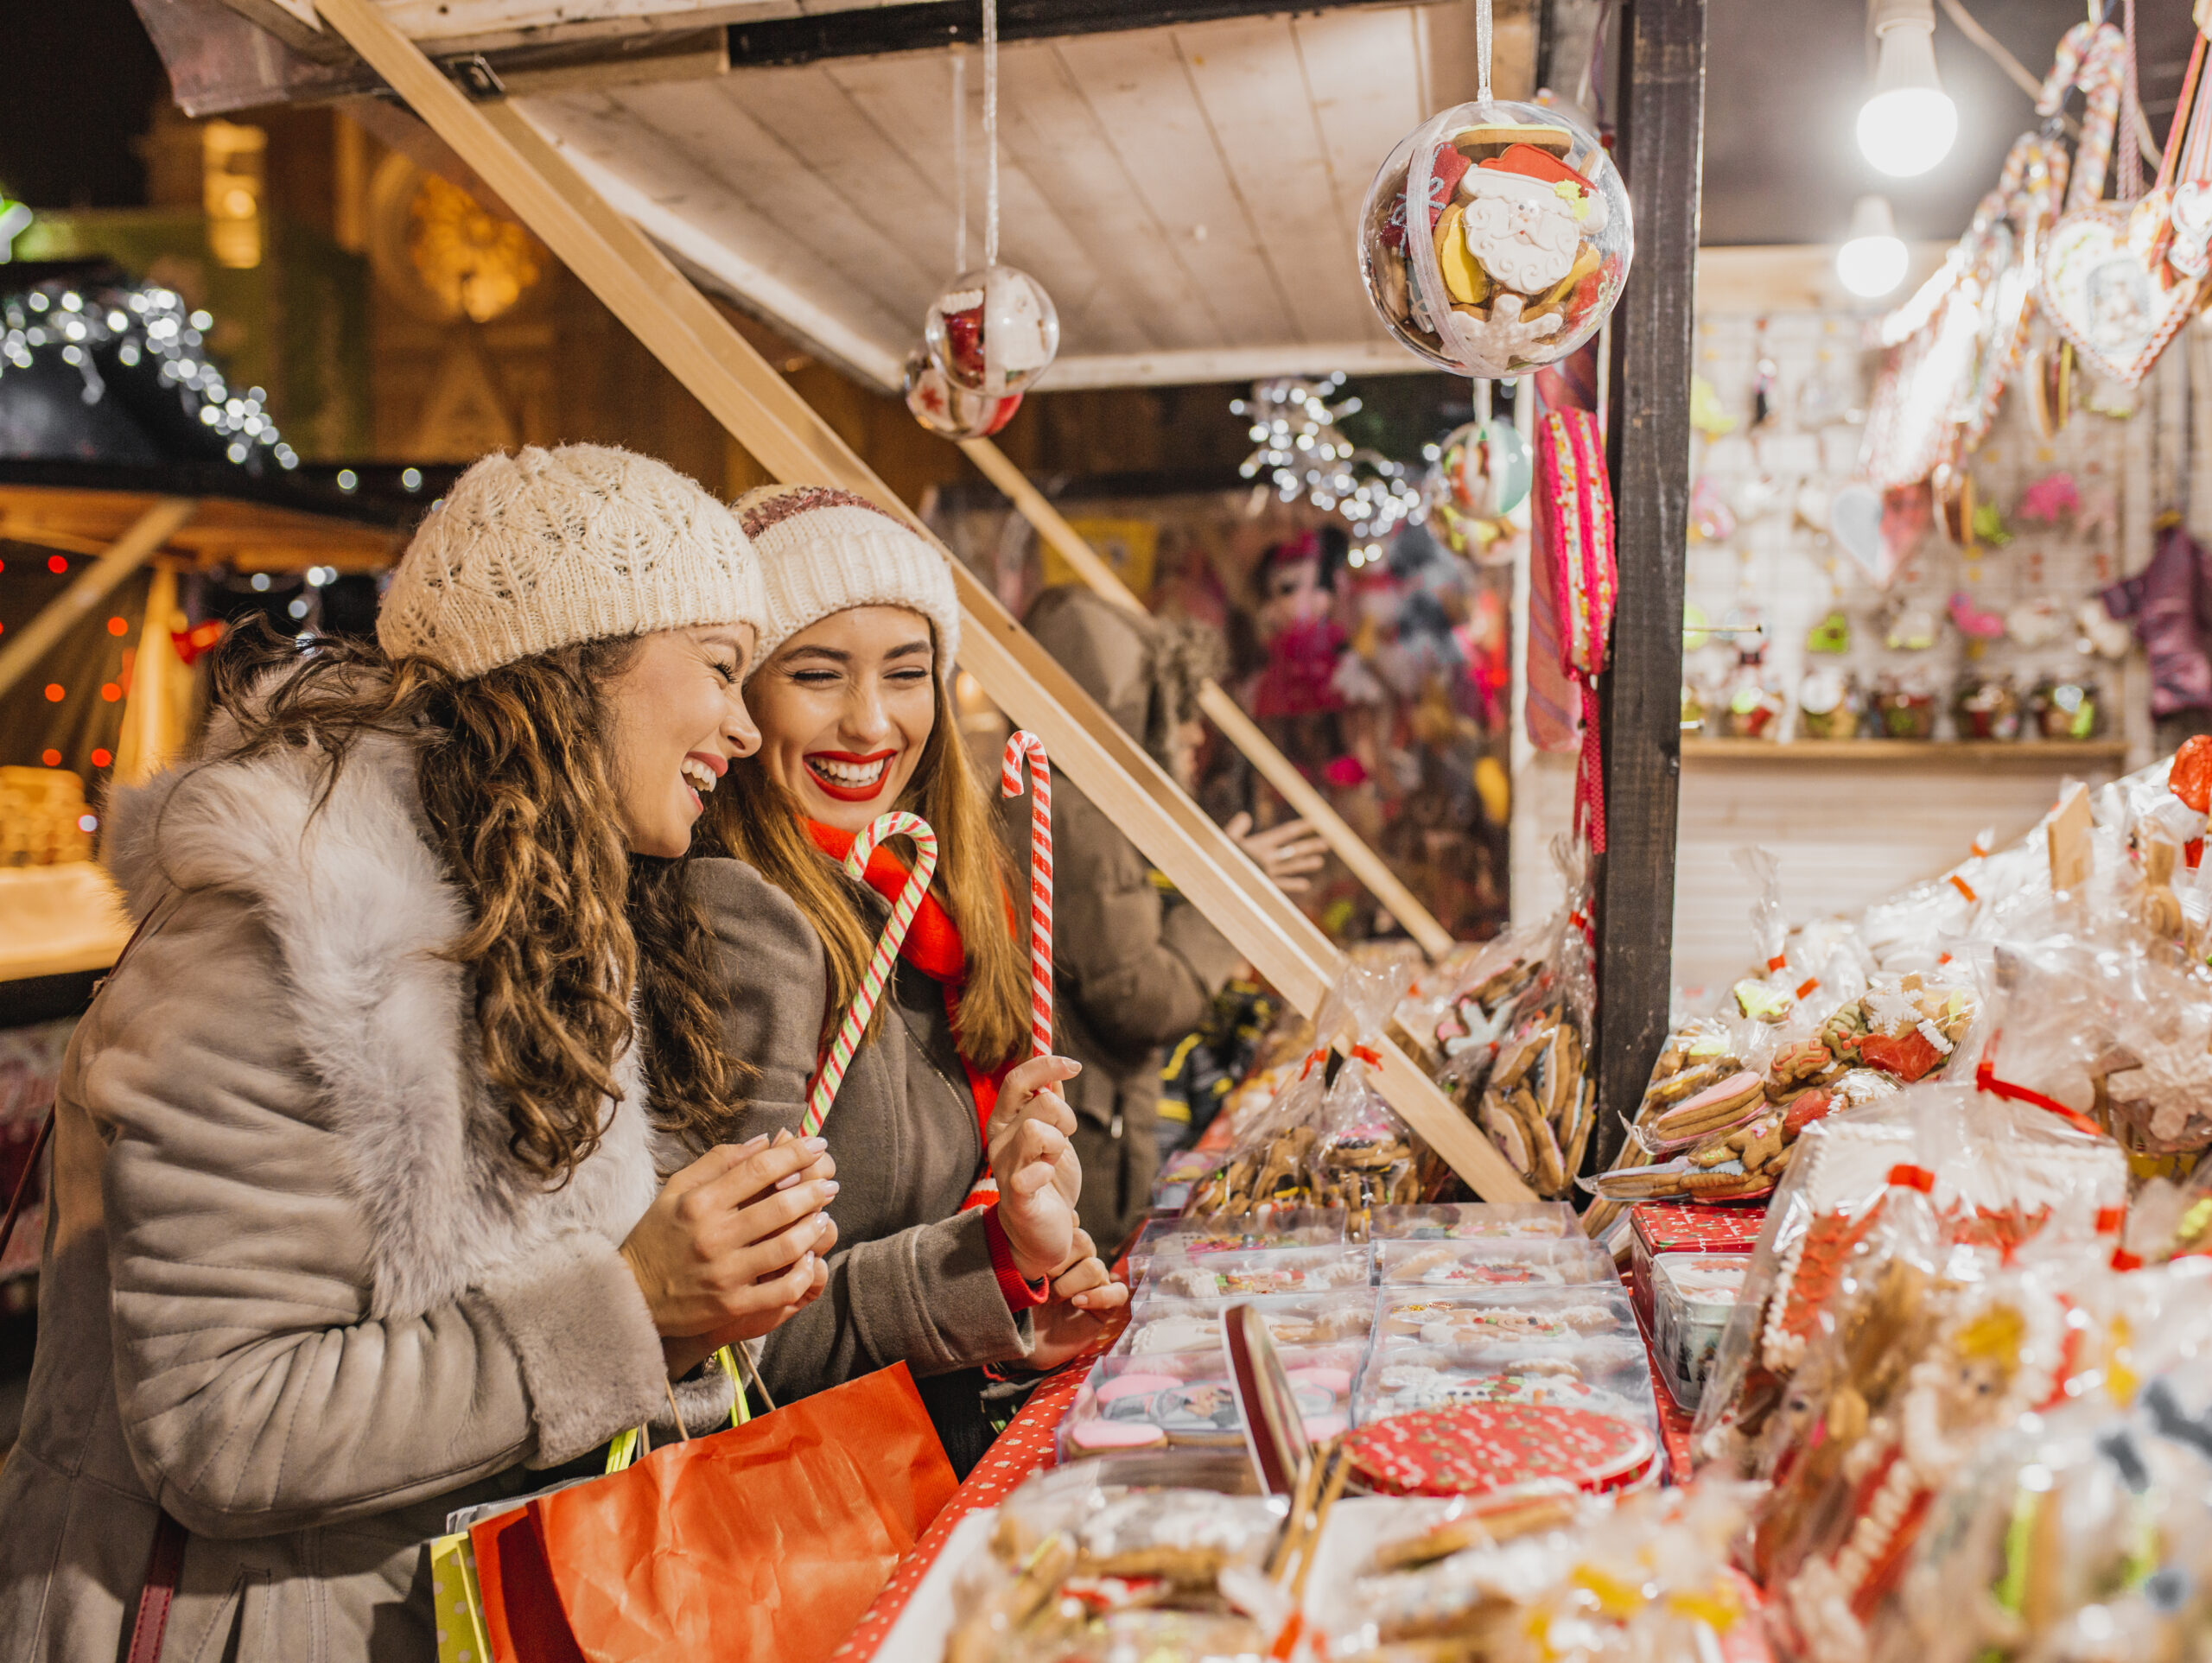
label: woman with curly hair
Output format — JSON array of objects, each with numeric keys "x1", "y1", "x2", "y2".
[
  {"x1": 0, "y1": 446, "x2": 839, "y2": 1662},
  {"x1": 690, "y1": 486, "x2": 1122, "y2": 1474}
]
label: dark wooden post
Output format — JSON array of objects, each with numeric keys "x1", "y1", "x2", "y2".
[{"x1": 1592, "y1": 0, "x2": 1705, "y2": 1169}]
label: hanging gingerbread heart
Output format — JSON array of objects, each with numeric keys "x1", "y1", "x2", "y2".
[
  {"x1": 2035, "y1": 17, "x2": 2203, "y2": 387},
  {"x1": 2039, "y1": 206, "x2": 2204, "y2": 384}
]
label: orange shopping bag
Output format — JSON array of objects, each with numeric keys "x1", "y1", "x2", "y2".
[{"x1": 489, "y1": 1362, "x2": 958, "y2": 1663}]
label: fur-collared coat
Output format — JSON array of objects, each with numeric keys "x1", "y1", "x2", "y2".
[{"x1": 0, "y1": 719, "x2": 729, "y2": 1663}]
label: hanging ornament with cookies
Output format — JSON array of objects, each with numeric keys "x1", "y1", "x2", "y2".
[
  {"x1": 920, "y1": 0, "x2": 1059, "y2": 403},
  {"x1": 1357, "y1": 0, "x2": 1632, "y2": 378}
]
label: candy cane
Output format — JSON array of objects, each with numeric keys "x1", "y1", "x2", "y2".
[
  {"x1": 801, "y1": 811, "x2": 939, "y2": 1137},
  {"x1": 1001, "y1": 731, "x2": 1054, "y2": 1058}
]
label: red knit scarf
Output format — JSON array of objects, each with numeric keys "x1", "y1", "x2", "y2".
[{"x1": 804, "y1": 818, "x2": 1014, "y2": 1133}]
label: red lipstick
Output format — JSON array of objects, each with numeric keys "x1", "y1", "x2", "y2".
[{"x1": 804, "y1": 748, "x2": 897, "y2": 804}]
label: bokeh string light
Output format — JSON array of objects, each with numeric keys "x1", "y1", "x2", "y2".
[
  {"x1": 0, "y1": 278, "x2": 294, "y2": 471},
  {"x1": 1231, "y1": 374, "x2": 1426, "y2": 540}
]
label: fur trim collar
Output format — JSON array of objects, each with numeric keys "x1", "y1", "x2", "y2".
[{"x1": 104, "y1": 724, "x2": 660, "y2": 1320}]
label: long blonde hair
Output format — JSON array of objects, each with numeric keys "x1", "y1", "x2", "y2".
[{"x1": 705, "y1": 637, "x2": 1028, "y2": 1071}]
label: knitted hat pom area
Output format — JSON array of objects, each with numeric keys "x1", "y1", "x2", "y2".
[
  {"x1": 734, "y1": 485, "x2": 963, "y2": 676},
  {"x1": 378, "y1": 444, "x2": 767, "y2": 679}
]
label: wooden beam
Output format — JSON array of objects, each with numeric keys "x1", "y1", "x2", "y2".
[
  {"x1": 727, "y1": 0, "x2": 1441, "y2": 67},
  {"x1": 0, "y1": 498, "x2": 196, "y2": 704},
  {"x1": 1593, "y1": 0, "x2": 1705, "y2": 1171},
  {"x1": 308, "y1": 0, "x2": 1533, "y2": 1201},
  {"x1": 958, "y1": 436, "x2": 1458, "y2": 960},
  {"x1": 0, "y1": 486, "x2": 400, "y2": 574}
]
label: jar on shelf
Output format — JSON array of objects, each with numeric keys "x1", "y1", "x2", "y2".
[
  {"x1": 2029, "y1": 675, "x2": 2103, "y2": 739},
  {"x1": 1796, "y1": 669, "x2": 1859, "y2": 740},
  {"x1": 1870, "y1": 675, "x2": 1939, "y2": 739},
  {"x1": 1951, "y1": 672, "x2": 2022, "y2": 741}
]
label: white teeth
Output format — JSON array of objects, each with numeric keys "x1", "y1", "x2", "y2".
[
  {"x1": 810, "y1": 757, "x2": 887, "y2": 787},
  {"x1": 681, "y1": 758, "x2": 717, "y2": 793}
]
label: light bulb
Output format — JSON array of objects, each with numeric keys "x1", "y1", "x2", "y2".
[
  {"x1": 1857, "y1": 3, "x2": 1955, "y2": 178},
  {"x1": 1836, "y1": 194, "x2": 1908, "y2": 297}
]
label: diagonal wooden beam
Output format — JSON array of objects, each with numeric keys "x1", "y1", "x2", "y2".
[
  {"x1": 0, "y1": 498, "x2": 196, "y2": 704},
  {"x1": 308, "y1": 0, "x2": 1532, "y2": 1202},
  {"x1": 957, "y1": 436, "x2": 1459, "y2": 960}
]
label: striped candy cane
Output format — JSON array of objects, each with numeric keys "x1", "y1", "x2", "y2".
[
  {"x1": 1002, "y1": 731, "x2": 1053, "y2": 1058},
  {"x1": 800, "y1": 811, "x2": 939, "y2": 1137}
]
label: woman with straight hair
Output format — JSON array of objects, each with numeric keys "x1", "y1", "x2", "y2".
[
  {"x1": 690, "y1": 485, "x2": 1122, "y2": 1473},
  {"x1": 0, "y1": 445, "x2": 838, "y2": 1662}
]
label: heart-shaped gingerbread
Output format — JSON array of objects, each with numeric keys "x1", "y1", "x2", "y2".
[{"x1": 2037, "y1": 201, "x2": 2203, "y2": 387}]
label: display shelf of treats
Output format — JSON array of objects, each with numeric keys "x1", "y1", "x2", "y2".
[{"x1": 1681, "y1": 737, "x2": 2133, "y2": 765}]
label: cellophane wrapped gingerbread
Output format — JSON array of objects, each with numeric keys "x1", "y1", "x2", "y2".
[
  {"x1": 1184, "y1": 962, "x2": 1421, "y2": 1228},
  {"x1": 1306, "y1": 1482, "x2": 1761, "y2": 1662},
  {"x1": 1881, "y1": 1260, "x2": 2212, "y2": 1663},
  {"x1": 1692, "y1": 1085, "x2": 2130, "y2": 1481},
  {"x1": 1438, "y1": 837, "x2": 1597, "y2": 1201},
  {"x1": 945, "y1": 1457, "x2": 1286, "y2": 1663}
]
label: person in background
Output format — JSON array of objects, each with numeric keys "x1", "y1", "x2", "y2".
[
  {"x1": 693, "y1": 486, "x2": 1122, "y2": 1476},
  {"x1": 0, "y1": 445, "x2": 838, "y2": 1662},
  {"x1": 1019, "y1": 581, "x2": 1329, "y2": 1259}
]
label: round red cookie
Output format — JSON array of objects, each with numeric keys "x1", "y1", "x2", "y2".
[{"x1": 1343, "y1": 1402, "x2": 1657, "y2": 1498}]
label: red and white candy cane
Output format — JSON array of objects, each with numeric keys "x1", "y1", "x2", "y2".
[
  {"x1": 800, "y1": 811, "x2": 938, "y2": 1138},
  {"x1": 1001, "y1": 731, "x2": 1054, "y2": 1058}
]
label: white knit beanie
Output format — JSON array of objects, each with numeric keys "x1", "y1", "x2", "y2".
[
  {"x1": 378, "y1": 444, "x2": 766, "y2": 679},
  {"x1": 734, "y1": 485, "x2": 961, "y2": 674}
]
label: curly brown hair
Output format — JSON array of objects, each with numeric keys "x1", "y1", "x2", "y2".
[{"x1": 207, "y1": 623, "x2": 744, "y2": 1184}]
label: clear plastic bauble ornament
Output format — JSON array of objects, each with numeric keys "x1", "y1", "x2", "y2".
[
  {"x1": 924, "y1": 264, "x2": 1060, "y2": 397},
  {"x1": 1358, "y1": 100, "x2": 1631, "y2": 378},
  {"x1": 1433, "y1": 416, "x2": 1532, "y2": 517},
  {"x1": 903, "y1": 348, "x2": 1022, "y2": 440}
]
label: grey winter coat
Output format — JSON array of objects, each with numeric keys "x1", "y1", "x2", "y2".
[
  {"x1": 686, "y1": 857, "x2": 1033, "y2": 1413},
  {"x1": 0, "y1": 722, "x2": 731, "y2": 1663}
]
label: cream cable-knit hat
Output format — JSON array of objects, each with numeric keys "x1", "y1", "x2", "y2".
[
  {"x1": 378, "y1": 444, "x2": 766, "y2": 680},
  {"x1": 734, "y1": 485, "x2": 961, "y2": 675}
]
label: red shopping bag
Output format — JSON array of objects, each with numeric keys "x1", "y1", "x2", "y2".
[{"x1": 474, "y1": 1363, "x2": 957, "y2": 1663}]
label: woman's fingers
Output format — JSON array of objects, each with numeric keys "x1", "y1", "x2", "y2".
[
  {"x1": 1052, "y1": 1255, "x2": 1109, "y2": 1298},
  {"x1": 663, "y1": 1133, "x2": 770, "y2": 1200},
  {"x1": 738, "y1": 1196, "x2": 836, "y2": 1271},
  {"x1": 1001, "y1": 1053, "x2": 1082, "y2": 1100},
  {"x1": 692, "y1": 1135, "x2": 830, "y2": 1216},
  {"x1": 1071, "y1": 1279, "x2": 1129, "y2": 1312}
]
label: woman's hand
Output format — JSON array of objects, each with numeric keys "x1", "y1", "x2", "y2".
[
  {"x1": 1051, "y1": 1231, "x2": 1128, "y2": 1316},
  {"x1": 620, "y1": 1134, "x2": 839, "y2": 1347},
  {"x1": 988, "y1": 1054, "x2": 1083, "y2": 1279},
  {"x1": 1225, "y1": 813, "x2": 1329, "y2": 893},
  {"x1": 1026, "y1": 1232, "x2": 1128, "y2": 1368}
]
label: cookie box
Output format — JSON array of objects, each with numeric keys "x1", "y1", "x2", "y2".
[
  {"x1": 1375, "y1": 1286, "x2": 1634, "y2": 1349},
  {"x1": 1626, "y1": 1202, "x2": 1765, "y2": 1330},
  {"x1": 1376, "y1": 1236, "x2": 1617, "y2": 1290},
  {"x1": 1124, "y1": 1209, "x2": 1346, "y2": 1282},
  {"x1": 1370, "y1": 1201, "x2": 1583, "y2": 1240},
  {"x1": 1058, "y1": 1343, "x2": 1365, "y2": 1458},
  {"x1": 1113, "y1": 1291, "x2": 1376, "y2": 1358},
  {"x1": 1648, "y1": 1252, "x2": 1751, "y2": 1410},
  {"x1": 1353, "y1": 1339, "x2": 1655, "y2": 1433},
  {"x1": 1140, "y1": 1243, "x2": 1375, "y2": 1304}
]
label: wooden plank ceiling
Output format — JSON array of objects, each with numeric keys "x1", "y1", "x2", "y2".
[{"x1": 504, "y1": 2, "x2": 1511, "y2": 390}]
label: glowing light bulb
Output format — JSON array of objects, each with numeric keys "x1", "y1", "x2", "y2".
[
  {"x1": 1836, "y1": 194, "x2": 1909, "y2": 298},
  {"x1": 1857, "y1": 1, "x2": 1955, "y2": 179}
]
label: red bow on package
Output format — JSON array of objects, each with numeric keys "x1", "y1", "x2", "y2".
[{"x1": 1525, "y1": 409, "x2": 1618, "y2": 850}]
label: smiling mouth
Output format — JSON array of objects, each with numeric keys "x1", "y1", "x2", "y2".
[{"x1": 806, "y1": 750, "x2": 894, "y2": 803}]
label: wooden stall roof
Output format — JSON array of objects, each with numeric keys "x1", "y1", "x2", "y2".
[
  {"x1": 214, "y1": 0, "x2": 1528, "y2": 390},
  {"x1": 0, "y1": 483, "x2": 403, "y2": 572},
  {"x1": 524, "y1": 3, "x2": 1508, "y2": 390}
]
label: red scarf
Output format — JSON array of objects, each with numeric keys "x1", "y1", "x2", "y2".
[{"x1": 804, "y1": 818, "x2": 1014, "y2": 1133}]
